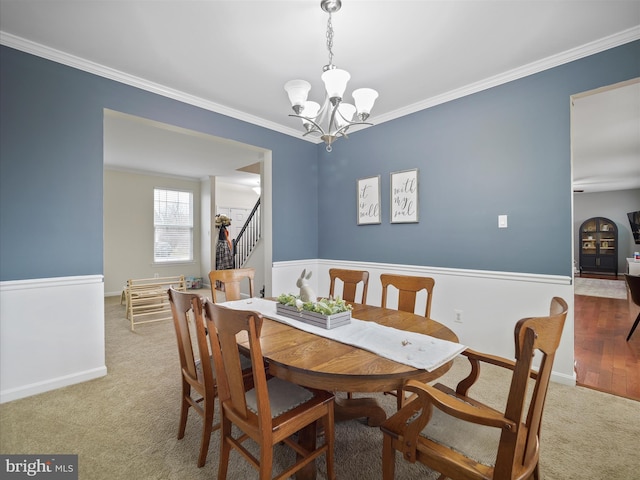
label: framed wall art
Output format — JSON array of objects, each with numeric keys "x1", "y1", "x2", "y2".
[
  {"x1": 390, "y1": 168, "x2": 419, "y2": 223},
  {"x1": 357, "y1": 175, "x2": 381, "y2": 225}
]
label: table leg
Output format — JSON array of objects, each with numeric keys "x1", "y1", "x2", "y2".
[{"x1": 334, "y1": 396, "x2": 387, "y2": 427}]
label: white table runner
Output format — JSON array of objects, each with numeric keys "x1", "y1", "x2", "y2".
[{"x1": 221, "y1": 298, "x2": 466, "y2": 372}]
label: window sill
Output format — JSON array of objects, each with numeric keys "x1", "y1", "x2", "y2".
[{"x1": 151, "y1": 261, "x2": 196, "y2": 267}]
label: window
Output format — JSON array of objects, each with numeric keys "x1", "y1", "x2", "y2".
[{"x1": 153, "y1": 188, "x2": 193, "y2": 263}]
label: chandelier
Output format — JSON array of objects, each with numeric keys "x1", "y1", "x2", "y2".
[{"x1": 284, "y1": 0, "x2": 378, "y2": 152}]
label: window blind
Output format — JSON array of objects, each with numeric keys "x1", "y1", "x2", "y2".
[{"x1": 153, "y1": 188, "x2": 193, "y2": 263}]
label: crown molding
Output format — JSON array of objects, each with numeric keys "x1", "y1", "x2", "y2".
[
  {"x1": 2, "y1": 26, "x2": 639, "y2": 140},
  {"x1": 373, "y1": 26, "x2": 640, "y2": 126},
  {"x1": 0, "y1": 31, "x2": 306, "y2": 141}
]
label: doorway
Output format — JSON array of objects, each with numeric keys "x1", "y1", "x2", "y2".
[
  {"x1": 570, "y1": 79, "x2": 640, "y2": 400},
  {"x1": 103, "y1": 109, "x2": 273, "y2": 297}
]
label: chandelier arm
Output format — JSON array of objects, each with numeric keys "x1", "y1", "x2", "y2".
[
  {"x1": 287, "y1": 114, "x2": 327, "y2": 137},
  {"x1": 328, "y1": 107, "x2": 340, "y2": 135},
  {"x1": 333, "y1": 119, "x2": 374, "y2": 138}
]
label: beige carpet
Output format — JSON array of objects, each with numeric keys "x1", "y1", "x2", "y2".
[
  {"x1": 1, "y1": 296, "x2": 639, "y2": 479},
  {"x1": 574, "y1": 277, "x2": 627, "y2": 299}
]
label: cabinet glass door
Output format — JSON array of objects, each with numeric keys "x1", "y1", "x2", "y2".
[
  {"x1": 598, "y1": 219, "x2": 616, "y2": 257},
  {"x1": 581, "y1": 219, "x2": 597, "y2": 253}
]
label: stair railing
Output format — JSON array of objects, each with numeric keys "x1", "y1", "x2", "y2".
[{"x1": 232, "y1": 198, "x2": 261, "y2": 268}]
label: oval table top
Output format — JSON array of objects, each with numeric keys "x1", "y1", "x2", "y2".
[{"x1": 239, "y1": 302, "x2": 460, "y2": 393}]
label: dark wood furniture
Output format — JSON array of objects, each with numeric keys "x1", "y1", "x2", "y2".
[
  {"x1": 208, "y1": 267, "x2": 255, "y2": 302},
  {"x1": 203, "y1": 301, "x2": 335, "y2": 480},
  {"x1": 624, "y1": 274, "x2": 640, "y2": 341},
  {"x1": 328, "y1": 268, "x2": 370, "y2": 303},
  {"x1": 579, "y1": 217, "x2": 618, "y2": 276},
  {"x1": 380, "y1": 297, "x2": 568, "y2": 480},
  {"x1": 380, "y1": 273, "x2": 436, "y2": 409}
]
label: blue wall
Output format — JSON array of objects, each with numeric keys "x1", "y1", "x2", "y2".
[
  {"x1": 317, "y1": 41, "x2": 640, "y2": 276},
  {"x1": 1, "y1": 41, "x2": 638, "y2": 281},
  {"x1": 0, "y1": 45, "x2": 318, "y2": 281}
]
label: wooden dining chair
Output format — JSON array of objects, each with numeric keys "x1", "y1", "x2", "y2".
[
  {"x1": 624, "y1": 274, "x2": 640, "y2": 341},
  {"x1": 208, "y1": 267, "x2": 255, "y2": 303},
  {"x1": 380, "y1": 273, "x2": 436, "y2": 319},
  {"x1": 380, "y1": 297, "x2": 568, "y2": 480},
  {"x1": 380, "y1": 273, "x2": 436, "y2": 408},
  {"x1": 203, "y1": 300, "x2": 336, "y2": 480},
  {"x1": 167, "y1": 288, "x2": 217, "y2": 468},
  {"x1": 329, "y1": 268, "x2": 369, "y2": 303}
]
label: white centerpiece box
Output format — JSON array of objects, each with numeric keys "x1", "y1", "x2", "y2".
[{"x1": 275, "y1": 303, "x2": 351, "y2": 329}]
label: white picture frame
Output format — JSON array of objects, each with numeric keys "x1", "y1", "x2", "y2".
[
  {"x1": 357, "y1": 175, "x2": 381, "y2": 225},
  {"x1": 390, "y1": 168, "x2": 419, "y2": 223}
]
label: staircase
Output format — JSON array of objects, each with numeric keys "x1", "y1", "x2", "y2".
[{"x1": 232, "y1": 198, "x2": 261, "y2": 268}]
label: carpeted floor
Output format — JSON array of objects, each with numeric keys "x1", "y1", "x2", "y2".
[
  {"x1": 1, "y1": 296, "x2": 639, "y2": 479},
  {"x1": 574, "y1": 277, "x2": 627, "y2": 299}
]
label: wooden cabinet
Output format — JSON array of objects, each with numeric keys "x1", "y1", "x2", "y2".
[{"x1": 579, "y1": 217, "x2": 618, "y2": 276}]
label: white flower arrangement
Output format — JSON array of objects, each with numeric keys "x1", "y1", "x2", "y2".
[{"x1": 214, "y1": 214, "x2": 231, "y2": 227}]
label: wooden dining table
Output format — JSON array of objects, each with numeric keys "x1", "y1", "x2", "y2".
[{"x1": 235, "y1": 300, "x2": 460, "y2": 480}]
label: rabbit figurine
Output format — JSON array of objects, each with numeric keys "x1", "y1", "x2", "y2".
[{"x1": 297, "y1": 269, "x2": 316, "y2": 303}]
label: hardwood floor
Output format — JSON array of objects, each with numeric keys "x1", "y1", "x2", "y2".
[{"x1": 574, "y1": 275, "x2": 640, "y2": 400}]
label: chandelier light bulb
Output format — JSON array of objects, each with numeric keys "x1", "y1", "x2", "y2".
[
  {"x1": 284, "y1": 80, "x2": 311, "y2": 112},
  {"x1": 321, "y1": 68, "x2": 351, "y2": 102},
  {"x1": 352, "y1": 88, "x2": 379, "y2": 120},
  {"x1": 301, "y1": 101, "x2": 321, "y2": 130}
]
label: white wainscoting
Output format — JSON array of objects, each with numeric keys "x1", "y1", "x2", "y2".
[
  {"x1": 273, "y1": 260, "x2": 575, "y2": 386},
  {"x1": 0, "y1": 275, "x2": 107, "y2": 403}
]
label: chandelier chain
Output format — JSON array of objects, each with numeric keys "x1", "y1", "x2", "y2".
[{"x1": 325, "y1": 13, "x2": 334, "y2": 67}]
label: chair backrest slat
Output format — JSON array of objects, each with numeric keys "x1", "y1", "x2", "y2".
[
  {"x1": 168, "y1": 288, "x2": 213, "y2": 398},
  {"x1": 204, "y1": 301, "x2": 268, "y2": 423},
  {"x1": 209, "y1": 268, "x2": 255, "y2": 303},
  {"x1": 329, "y1": 268, "x2": 369, "y2": 303},
  {"x1": 495, "y1": 296, "x2": 568, "y2": 476}
]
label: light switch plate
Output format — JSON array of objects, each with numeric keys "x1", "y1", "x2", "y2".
[{"x1": 498, "y1": 215, "x2": 508, "y2": 228}]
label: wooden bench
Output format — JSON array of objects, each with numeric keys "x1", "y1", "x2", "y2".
[{"x1": 124, "y1": 275, "x2": 186, "y2": 331}]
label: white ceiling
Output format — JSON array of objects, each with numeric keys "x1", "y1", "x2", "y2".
[
  {"x1": 1, "y1": 1, "x2": 639, "y2": 191},
  {"x1": 571, "y1": 79, "x2": 640, "y2": 193}
]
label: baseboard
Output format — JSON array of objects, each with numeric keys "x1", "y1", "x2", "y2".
[
  {"x1": 550, "y1": 370, "x2": 576, "y2": 387},
  {"x1": 1, "y1": 366, "x2": 107, "y2": 404}
]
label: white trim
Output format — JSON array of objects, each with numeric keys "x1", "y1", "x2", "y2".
[
  {"x1": 276, "y1": 258, "x2": 572, "y2": 285},
  {"x1": 0, "y1": 31, "x2": 302, "y2": 140},
  {"x1": 373, "y1": 27, "x2": 640, "y2": 127},
  {"x1": 327, "y1": 259, "x2": 573, "y2": 285},
  {"x1": 550, "y1": 371, "x2": 577, "y2": 386},
  {"x1": 2, "y1": 26, "x2": 638, "y2": 142},
  {"x1": 0, "y1": 274, "x2": 103, "y2": 291},
  {"x1": 1, "y1": 275, "x2": 106, "y2": 403},
  {"x1": 0, "y1": 367, "x2": 107, "y2": 404}
]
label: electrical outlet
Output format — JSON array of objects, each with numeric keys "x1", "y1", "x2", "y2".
[
  {"x1": 154, "y1": 273, "x2": 159, "y2": 279},
  {"x1": 454, "y1": 309, "x2": 463, "y2": 323}
]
